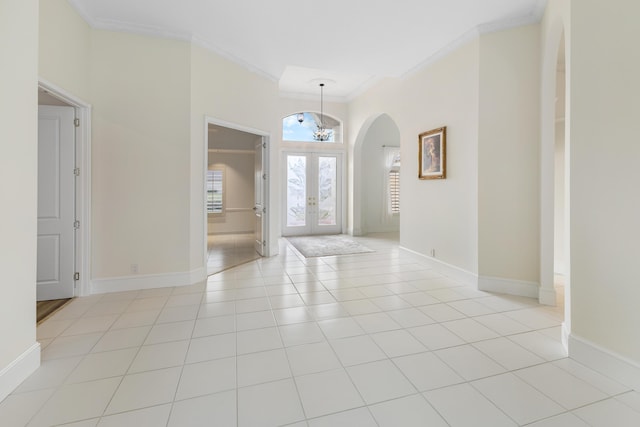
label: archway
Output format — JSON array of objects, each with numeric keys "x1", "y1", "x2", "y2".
[
  {"x1": 352, "y1": 114, "x2": 401, "y2": 236},
  {"x1": 540, "y1": 17, "x2": 570, "y2": 347}
]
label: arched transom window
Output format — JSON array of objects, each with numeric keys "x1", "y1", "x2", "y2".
[{"x1": 282, "y1": 113, "x2": 342, "y2": 143}]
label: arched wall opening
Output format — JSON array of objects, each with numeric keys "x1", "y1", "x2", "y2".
[
  {"x1": 540, "y1": 15, "x2": 570, "y2": 348},
  {"x1": 352, "y1": 113, "x2": 401, "y2": 236}
]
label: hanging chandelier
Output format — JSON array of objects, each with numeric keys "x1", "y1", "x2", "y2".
[{"x1": 313, "y1": 83, "x2": 332, "y2": 142}]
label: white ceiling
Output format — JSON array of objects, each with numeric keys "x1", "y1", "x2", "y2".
[{"x1": 69, "y1": 0, "x2": 546, "y2": 100}]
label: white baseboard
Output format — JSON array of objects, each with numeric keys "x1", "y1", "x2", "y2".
[
  {"x1": 569, "y1": 333, "x2": 640, "y2": 391},
  {"x1": 91, "y1": 267, "x2": 207, "y2": 294},
  {"x1": 399, "y1": 246, "x2": 478, "y2": 287},
  {"x1": 399, "y1": 246, "x2": 543, "y2": 300},
  {"x1": 478, "y1": 275, "x2": 539, "y2": 299},
  {"x1": 0, "y1": 343, "x2": 40, "y2": 402}
]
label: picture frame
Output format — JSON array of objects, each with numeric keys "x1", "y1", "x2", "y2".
[{"x1": 418, "y1": 126, "x2": 446, "y2": 180}]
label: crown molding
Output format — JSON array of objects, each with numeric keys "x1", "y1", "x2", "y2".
[
  {"x1": 66, "y1": 1, "x2": 278, "y2": 83},
  {"x1": 401, "y1": 0, "x2": 547, "y2": 82}
]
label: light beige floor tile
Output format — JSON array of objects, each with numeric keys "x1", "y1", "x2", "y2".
[
  {"x1": 128, "y1": 340, "x2": 189, "y2": 373},
  {"x1": 67, "y1": 348, "x2": 137, "y2": 383},
  {"x1": 169, "y1": 391, "x2": 236, "y2": 427},
  {"x1": 425, "y1": 383, "x2": 516, "y2": 426},
  {"x1": 308, "y1": 407, "x2": 377, "y2": 427},
  {"x1": 97, "y1": 404, "x2": 171, "y2": 426},
  {"x1": 16, "y1": 357, "x2": 82, "y2": 393},
  {"x1": 105, "y1": 367, "x2": 181, "y2": 415},
  {"x1": 370, "y1": 394, "x2": 448, "y2": 427},
  {"x1": 393, "y1": 351, "x2": 464, "y2": 391},
  {"x1": 0, "y1": 389, "x2": 54, "y2": 427},
  {"x1": 237, "y1": 348, "x2": 291, "y2": 387},
  {"x1": 238, "y1": 379, "x2": 305, "y2": 427},
  {"x1": 28, "y1": 377, "x2": 121, "y2": 427},
  {"x1": 176, "y1": 357, "x2": 236, "y2": 400},
  {"x1": 92, "y1": 326, "x2": 151, "y2": 353},
  {"x1": 286, "y1": 342, "x2": 341, "y2": 376},
  {"x1": 294, "y1": 369, "x2": 364, "y2": 418},
  {"x1": 185, "y1": 332, "x2": 236, "y2": 364},
  {"x1": 143, "y1": 320, "x2": 195, "y2": 345},
  {"x1": 347, "y1": 360, "x2": 415, "y2": 405},
  {"x1": 330, "y1": 335, "x2": 387, "y2": 367},
  {"x1": 472, "y1": 373, "x2": 565, "y2": 425},
  {"x1": 279, "y1": 322, "x2": 325, "y2": 347}
]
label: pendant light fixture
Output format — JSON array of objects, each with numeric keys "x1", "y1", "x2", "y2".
[{"x1": 313, "y1": 83, "x2": 332, "y2": 141}]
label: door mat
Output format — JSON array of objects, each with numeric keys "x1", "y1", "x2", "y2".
[{"x1": 286, "y1": 235, "x2": 374, "y2": 258}]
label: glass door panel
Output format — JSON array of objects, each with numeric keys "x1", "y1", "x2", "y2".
[
  {"x1": 282, "y1": 152, "x2": 342, "y2": 236},
  {"x1": 317, "y1": 156, "x2": 337, "y2": 226},
  {"x1": 286, "y1": 155, "x2": 307, "y2": 227}
]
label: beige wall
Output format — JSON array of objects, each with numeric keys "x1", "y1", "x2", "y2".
[
  {"x1": 189, "y1": 45, "x2": 279, "y2": 265},
  {"x1": 39, "y1": 0, "x2": 91, "y2": 100},
  {"x1": 349, "y1": 41, "x2": 480, "y2": 276},
  {"x1": 361, "y1": 115, "x2": 401, "y2": 233},
  {"x1": 0, "y1": 0, "x2": 39, "y2": 397},
  {"x1": 90, "y1": 31, "x2": 192, "y2": 278},
  {"x1": 477, "y1": 25, "x2": 541, "y2": 284},
  {"x1": 570, "y1": 0, "x2": 640, "y2": 363}
]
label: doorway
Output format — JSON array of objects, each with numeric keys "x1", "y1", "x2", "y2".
[
  {"x1": 205, "y1": 119, "x2": 269, "y2": 275},
  {"x1": 282, "y1": 152, "x2": 343, "y2": 236},
  {"x1": 37, "y1": 104, "x2": 76, "y2": 300},
  {"x1": 36, "y1": 81, "x2": 91, "y2": 302}
]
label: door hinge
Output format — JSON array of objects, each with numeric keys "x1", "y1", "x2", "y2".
[
  {"x1": 263, "y1": 240, "x2": 266, "y2": 246},
  {"x1": 74, "y1": 168, "x2": 80, "y2": 176},
  {"x1": 74, "y1": 220, "x2": 80, "y2": 229},
  {"x1": 74, "y1": 118, "x2": 80, "y2": 127},
  {"x1": 262, "y1": 173, "x2": 267, "y2": 180},
  {"x1": 74, "y1": 272, "x2": 80, "y2": 281},
  {"x1": 263, "y1": 207, "x2": 267, "y2": 213},
  {"x1": 262, "y1": 142, "x2": 266, "y2": 149}
]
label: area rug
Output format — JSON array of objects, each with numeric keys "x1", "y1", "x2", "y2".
[{"x1": 287, "y1": 235, "x2": 374, "y2": 258}]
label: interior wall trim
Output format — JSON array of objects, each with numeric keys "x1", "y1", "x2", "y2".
[
  {"x1": 0, "y1": 343, "x2": 40, "y2": 402},
  {"x1": 478, "y1": 275, "x2": 540, "y2": 299},
  {"x1": 90, "y1": 267, "x2": 207, "y2": 294},
  {"x1": 569, "y1": 333, "x2": 640, "y2": 391},
  {"x1": 399, "y1": 246, "x2": 477, "y2": 287}
]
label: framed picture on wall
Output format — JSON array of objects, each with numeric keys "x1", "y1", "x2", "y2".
[{"x1": 418, "y1": 126, "x2": 446, "y2": 180}]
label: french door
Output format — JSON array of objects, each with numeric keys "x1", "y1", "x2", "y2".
[{"x1": 282, "y1": 152, "x2": 342, "y2": 236}]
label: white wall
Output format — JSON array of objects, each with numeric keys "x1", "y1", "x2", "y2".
[
  {"x1": 554, "y1": 120, "x2": 566, "y2": 274},
  {"x1": 190, "y1": 46, "x2": 280, "y2": 262},
  {"x1": 39, "y1": 0, "x2": 91, "y2": 100},
  {"x1": 208, "y1": 152, "x2": 255, "y2": 234},
  {"x1": 0, "y1": 0, "x2": 40, "y2": 400},
  {"x1": 90, "y1": 31, "x2": 192, "y2": 279},
  {"x1": 477, "y1": 25, "x2": 541, "y2": 287},
  {"x1": 361, "y1": 115, "x2": 400, "y2": 233},
  {"x1": 349, "y1": 42, "x2": 480, "y2": 277},
  {"x1": 570, "y1": 0, "x2": 640, "y2": 365}
]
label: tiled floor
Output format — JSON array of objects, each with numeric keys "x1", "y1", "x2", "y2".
[
  {"x1": 207, "y1": 233, "x2": 261, "y2": 276},
  {"x1": 3, "y1": 233, "x2": 639, "y2": 426}
]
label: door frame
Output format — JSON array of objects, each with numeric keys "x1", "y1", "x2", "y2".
[
  {"x1": 203, "y1": 116, "x2": 271, "y2": 268},
  {"x1": 38, "y1": 78, "x2": 92, "y2": 297},
  {"x1": 281, "y1": 149, "x2": 346, "y2": 236}
]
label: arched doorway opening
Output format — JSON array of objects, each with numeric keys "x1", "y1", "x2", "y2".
[
  {"x1": 540, "y1": 20, "x2": 570, "y2": 349},
  {"x1": 352, "y1": 114, "x2": 401, "y2": 236}
]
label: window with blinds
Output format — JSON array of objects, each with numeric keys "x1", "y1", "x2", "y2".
[
  {"x1": 389, "y1": 170, "x2": 400, "y2": 214},
  {"x1": 206, "y1": 170, "x2": 224, "y2": 214}
]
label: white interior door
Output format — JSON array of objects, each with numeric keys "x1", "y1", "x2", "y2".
[
  {"x1": 37, "y1": 106, "x2": 76, "y2": 300},
  {"x1": 283, "y1": 152, "x2": 342, "y2": 236},
  {"x1": 254, "y1": 138, "x2": 266, "y2": 255}
]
